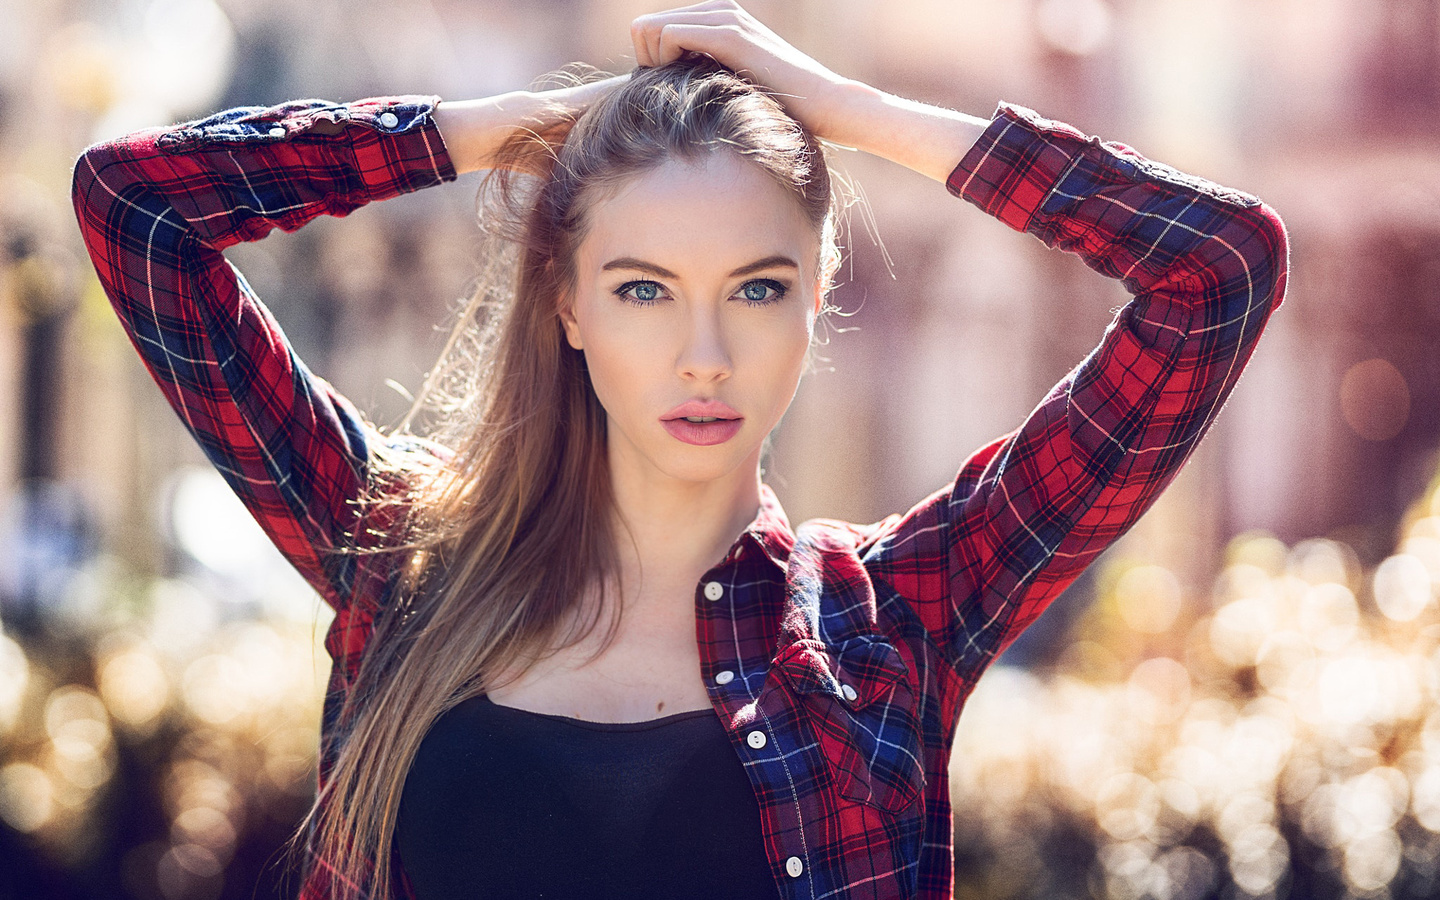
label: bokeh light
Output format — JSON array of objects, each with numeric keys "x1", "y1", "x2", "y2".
[
  {"x1": 6, "y1": 0, "x2": 1440, "y2": 897},
  {"x1": 0, "y1": 762, "x2": 55, "y2": 833},
  {"x1": 949, "y1": 477, "x2": 1440, "y2": 897},
  {"x1": 96, "y1": 639, "x2": 171, "y2": 731},
  {"x1": 1339, "y1": 358, "x2": 1410, "y2": 442},
  {"x1": 0, "y1": 630, "x2": 28, "y2": 736},
  {"x1": 1374, "y1": 553, "x2": 1433, "y2": 622}
]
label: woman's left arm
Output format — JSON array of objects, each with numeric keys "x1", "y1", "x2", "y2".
[
  {"x1": 857, "y1": 98, "x2": 1289, "y2": 691},
  {"x1": 816, "y1": 85, "x2": 1290, "y2": 694},
  {"x1": 822, "y1": 89, "x2": 1288, "y2": 708}
]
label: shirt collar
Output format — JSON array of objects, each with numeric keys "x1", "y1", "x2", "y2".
[{"x1": 739, "y1": 482, "x2": 794, "y2": 572}]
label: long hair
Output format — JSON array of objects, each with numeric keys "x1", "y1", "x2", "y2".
[{"x1": 286, "y1": 54, "x2": 848, "y2": 899}]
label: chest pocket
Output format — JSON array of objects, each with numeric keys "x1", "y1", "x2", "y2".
[{"x1": 773, "y1": 635, "x2": 925, "y2": 814}]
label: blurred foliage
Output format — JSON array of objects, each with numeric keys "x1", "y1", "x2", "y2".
[
  {"x1": 0, "y1": 542, "x2": 331, "y2": 900},
  {"x1": 5, "y1": 477, "x2": 1440, "y2": 898},
  {"x1": 948, "y1": 474, "x2": 1440, "y2": 900}
]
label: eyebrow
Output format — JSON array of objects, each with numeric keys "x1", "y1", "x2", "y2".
[{"x1": 600, "y1": 254, "x2": 800, "y2": 280}]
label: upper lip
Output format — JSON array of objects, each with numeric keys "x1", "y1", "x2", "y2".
[{"x1": 661, "y1": 399, "x2": 743, "y2": 420}]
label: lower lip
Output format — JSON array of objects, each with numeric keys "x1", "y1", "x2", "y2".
[{"x1": 661, "y1": 417, "x2": 743, "y2": 446}]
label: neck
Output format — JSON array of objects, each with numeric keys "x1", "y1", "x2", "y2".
[{"x1": 605, "y1": 444, "x2": 763, "y2": 602}]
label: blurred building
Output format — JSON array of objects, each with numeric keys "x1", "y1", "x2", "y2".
[
  {"x1": 4, "y1": 0, "x2": 1439, "y2": 596},
  {"x1": 5, "y1": 1, "x2": 1440, "y2": 898}
]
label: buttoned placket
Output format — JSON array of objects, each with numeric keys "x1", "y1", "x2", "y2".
[{"x1": 698, "y1": 541, "x2": 813, "y2": 892}]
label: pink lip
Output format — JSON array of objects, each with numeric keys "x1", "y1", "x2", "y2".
[
  {"x1": 660, "y1": 398, "x2": 744, "y2": 446},
  {"x1": 661, "y1": 399, "x2": 743, "y2": 420},
  {"x1": 662, "y1": 417, "x2": 743, "y2": 446}
]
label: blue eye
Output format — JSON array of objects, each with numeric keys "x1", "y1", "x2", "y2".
[
  {"x1": 613, "y1": 280, "x2": 666, "y2": 305},
  {"x1": 611, "y1": 278, "x2": 789, "y2": 307},
  {"x1": 738, "y1": 279, "x2": 789, "y2": 306}
]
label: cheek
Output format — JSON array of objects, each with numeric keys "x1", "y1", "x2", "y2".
[
  {"x1": 743, "y1": 313, "x2": 812, "y2": 397},
  {"x1": 766, "y1": 307, "x2": 813, "y2": 360},
  {"x1": 575, "y1": 313, "x2": 655, "y2": 407}
]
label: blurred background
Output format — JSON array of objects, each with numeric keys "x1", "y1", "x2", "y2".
[{"x1": 3, "y1": 0, "x2": 1440, "y2": 897}]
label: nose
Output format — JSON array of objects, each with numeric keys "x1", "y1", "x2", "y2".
[{"x1": 675, "y1": 307, "x2": 732, "y2": 383}]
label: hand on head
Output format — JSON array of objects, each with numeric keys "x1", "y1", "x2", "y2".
[
  {"x1": 522, "y1": 2, "x2": 850, "y2": 144},
  {"x1": 627, "y1": 0, "x2": 851, "y2": 142}
]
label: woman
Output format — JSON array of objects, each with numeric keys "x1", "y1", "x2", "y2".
[{"x1": 69, "y1": 1, "x2": 1289, "y2": 898}]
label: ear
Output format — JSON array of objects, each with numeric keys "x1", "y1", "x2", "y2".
[
  {"x1": 559, "y1": 297, "x2": 584, "y2": 350},
  {"x1": 811, "y1": 270, "x2": 831, "y2": 321}
]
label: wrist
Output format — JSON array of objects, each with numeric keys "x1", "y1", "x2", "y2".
[
  {"x1": 814, "y1": 78, "x2": 886, "y2": 151},
  {"x1": 434, "y1": 76, "x2": 630, "y2": 176},
  {"x1": 433, "y1": 90, "x2": 542, "y2": 176},
  {"x1": 820, "y1": 80, "x2": 990, "y2": 185}
]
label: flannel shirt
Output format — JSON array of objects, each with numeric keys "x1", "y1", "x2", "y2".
[{"x1": 70, "y1": 92, "x2": 1289, "y2": 900}]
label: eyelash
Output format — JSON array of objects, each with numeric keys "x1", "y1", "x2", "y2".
[{"x1": 611, "y1": 278, "x2": 790, "y2": 308}]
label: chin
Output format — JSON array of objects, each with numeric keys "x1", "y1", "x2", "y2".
[
  {"x1": 653, "y1": 452, "x2": 750, "y2": 485},
  {"x1": 651, "y1": 434, "x2": 763, "y2": 483},
  {"x1": 607, "y1": 417, "x2": 765, "y2": 484}
]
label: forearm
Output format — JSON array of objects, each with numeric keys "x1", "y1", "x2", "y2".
[
  {"x1": 70, "y1": 96, "x2": 456, "y2": 607},
  {"x1": 434, "y1": 75, "x2": 631, "y2": 176},
  {"x1": 820, "y1": 79, "x2": 990, "y2": 184},
  {"x1": 73, "y1": 97, "x2": 456, "y2": 251},
  {"x1": 432, "y1": 91, "x2": 546, "y2": 176}
]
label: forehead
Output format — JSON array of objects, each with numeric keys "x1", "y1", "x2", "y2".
[{"x1": 578, "y1": 152, "x2": 816, "y2": 272}]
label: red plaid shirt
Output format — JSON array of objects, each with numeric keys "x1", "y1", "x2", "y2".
[{"x1": 71, "y1": 93, "x2": 1288, "y2": 899}]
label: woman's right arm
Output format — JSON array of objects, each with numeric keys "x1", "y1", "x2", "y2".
[
  {"x1": 70, "y1": 95, "x2": 459, "y2": 611},
  {"x1": 434, "y1": 75, "x2": 629, "y2": 175}
]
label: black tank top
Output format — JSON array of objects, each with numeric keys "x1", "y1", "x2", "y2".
[{"x1": 396, "y1": 694, "x2": 782, "y2": 899}]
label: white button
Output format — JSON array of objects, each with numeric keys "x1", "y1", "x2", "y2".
[
  {"x1": 267, "y1": 126, "x2": 286, "y2": 138},
  {"x1": 840, "y1": 683, "x2": 858, "y2": 702},
  {"x1": 785, "y1": 856, "x2": 804, "y2": 878},
  {"x1": 378, "y1": 111, "x2": 399, "y2": 128},
  {"x1": 703, "y1": 581, "x2": 724, "y2": 601},
  {"x1": 746, "y1": 730, "x2": 767, "y2": 749},
  {"x1": 714, "y1": 670, "x2": 735, "y2": 685}
]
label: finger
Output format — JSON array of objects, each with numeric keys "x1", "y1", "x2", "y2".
[
  {"x1": 656, "y1": 21, "x2": 744, "y2": 69},
  {"x1": 631, "y1": 7, "x2": 738, "y2": 68},
  {"x1": 658, "y1": 0, "x2": 736, "y2": 14},
  {"x1": 630, "y1": 24, "x2": 653, "y2": 67}
]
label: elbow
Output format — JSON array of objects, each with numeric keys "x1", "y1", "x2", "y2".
[
  {"x1": 71, "y1": 136, "x2": 161, "y2": 267},
  {"x1": 70, "y1": 132, "x2": 151, "y2": 218},
  {"x1": 70, "y1": 138, "x2": 150, "y2": 314},
  {"x1": 70, "y1": 140, "x2": 121, "y2": 239},
  {"x1": 70, "y1": 148, "x2": 93, "y2": 226},
  {"x1": 1244, "y1": 198, "x2": 1291, "y2": 315}
]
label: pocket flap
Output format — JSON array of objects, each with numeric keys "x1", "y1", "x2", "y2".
[{"x1": 774, "y1": 635, "x2": 908, "y2": 710}]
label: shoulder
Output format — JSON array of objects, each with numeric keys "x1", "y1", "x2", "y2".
[{"x1": 797, "y1": 514, "x2": 902, "y2": 550}]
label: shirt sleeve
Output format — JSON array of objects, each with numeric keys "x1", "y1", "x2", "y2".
[
  {"x1": 860, "y1": 102, "x2": 1290, "y2": 691},
  {"x1": 69, "y1": 95, "x2": 459, "y2": 611}
]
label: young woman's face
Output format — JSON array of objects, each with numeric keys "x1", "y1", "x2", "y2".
[{"x1": 562, "y1": 151, "x2": 823, "y2": 486}]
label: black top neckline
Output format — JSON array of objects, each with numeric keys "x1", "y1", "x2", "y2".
[
  {"x1": 400, "y1": 687, "x2": 780, "y2": 898},
  {"x1": 476, "y1": 693, "x2": 718, "y2": 732}
]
